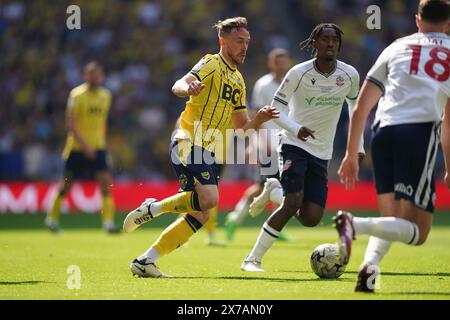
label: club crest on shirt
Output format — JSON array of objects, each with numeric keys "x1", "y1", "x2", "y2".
[
  {"x1": 201, "y1": 172, "x2": 210, "y2": 180},
  {"x1": 336, "y1": 76, "x2": 345, "y2": 87},
  {"x1": 311, "y1": 78, "x2": 316, "y2": 85}
]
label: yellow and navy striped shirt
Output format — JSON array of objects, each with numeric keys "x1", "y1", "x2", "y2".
[
  {"x1": 174, "y1": 53, "x2": 247, "y2": 158},
  {"x1": 62, "y1": 83, "x2": 111, "y2": 159}
]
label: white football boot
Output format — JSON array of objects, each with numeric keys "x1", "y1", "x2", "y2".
[
  {"x1": 241, "y1": 258, "x2": 265, "y2": 272},
  {"x1": 130, "y1": 259, "x2": 173, "y2": 278},
  {"x1": 123, "y1": 198, "x2": 157, "y2": 233},
  {"x1": 249, "y1": 178, "x2": 281, "y2": 217}
]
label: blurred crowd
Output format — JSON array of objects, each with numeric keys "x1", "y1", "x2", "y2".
[{"x1": 0, "y1": 0, "x2": 447, "y2": 182}]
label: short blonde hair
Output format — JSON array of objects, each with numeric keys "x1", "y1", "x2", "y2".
[{"x1": 212, "y1": 17, "x2": 248, "y2": 37}]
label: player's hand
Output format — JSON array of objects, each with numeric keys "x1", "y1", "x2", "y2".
[
  {"x1": 187, "y1": 80, "x2": 205, "y2": 96},
  {"x1": 84, "y1": 147, "x2": 96, "y2": 160},
  {"x1": 297, "y1": 126, "x2": 315, "y2": 141},
  {"x1": 338, "y1": 154, "x2": 359, "y2": 190},
  {"x1": 445, "y1": 172, "x2": 450, "y2": 191},
  {"x1": 256, "y1": 106, "x2": 280, "y2": 123}
]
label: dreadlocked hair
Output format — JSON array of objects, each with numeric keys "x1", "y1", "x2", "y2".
[{"x1": 299, "y1": 23, "x2": 343, "y2": 56}]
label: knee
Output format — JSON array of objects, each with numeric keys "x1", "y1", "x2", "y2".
[
  {"x1": 193, "y1": 211, "x2": 210, "y2": 224},
  {"x1": 298, "y1": 215, "x2": 321, "y2": 227},
  {"x1": 415, "y1": 234, "x2": 428, "y2": 246},
  {"x1": 281, "y1": 196, "x2": 303, "y2": 216},
  {"x1": 414, "y1": 223, "x2": 431, "y2": 246},
  {"x1": 198, "y1": 193, "x2": 219, "y2": 211}
]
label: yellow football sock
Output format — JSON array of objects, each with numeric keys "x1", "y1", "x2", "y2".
[
  {"x1": 47, "y1": 193, "x2": 63, "y2": 221},
  {"x1": 152, "y1": 215, "x2": 202, "y2": 257},
  {"x1": 160, "y1": 191, "x2": 200, "y2": 214},
  {"x1": 204, "y1": 206, "x2": 218, "y2": 235},
  {"x1": 101, "y1": 194, "x2": 115, "y2": 223}
]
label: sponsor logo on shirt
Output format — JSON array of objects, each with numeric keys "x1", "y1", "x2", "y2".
[
  {"x1": 305, "y1": 97, "x2": 315, "y2": 105},
  {"x1": 305, "y1": 96, "x2": 343, "y2": 107}
]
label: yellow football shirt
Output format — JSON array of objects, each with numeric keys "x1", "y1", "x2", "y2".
[
  {"x1": 62, "y1": 83, "x2": 112, "y2": 159},
  {"x1": 174, "y1": 53, "x2": 248, "y2": 158}
]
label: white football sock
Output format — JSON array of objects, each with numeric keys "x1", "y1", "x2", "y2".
[
  {"x1": 269, "y1": 187, "x2": 283, "y2": 205},
  {"x1": 150, "y1": 202, "x2": 162, "y2": 215},
  {"x1": 138, "y1": 247, "x2": 160, "y2": 264},
  {"x1": 228, "y1": 196, "x2": 250, "y2": 224},
  {"x1": 363, "y1": 236, "x2": 392, "y2": 266},
  {"x1": 246, "y1": 222, "x2": 280, "y2": 262},
  {"x1": 353, "y1": 217, "x2": 419, "y2": 245}
]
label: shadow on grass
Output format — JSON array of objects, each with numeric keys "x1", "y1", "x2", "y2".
[
  {"x1": 278, "y1": 270, "x2": 450, "y2": 277},
  {"x1": 0, "y1": 281, "x2": 53, "y2": 285},
  {"x1": 171, "y1": 275, "x2": 352, "y2": 282},
  {"x1": 382, "y1": 272, "x2": 450, "y2": 277},
  {"x1": 385, "y1": 292, "x2": 450, "y2": 296}
]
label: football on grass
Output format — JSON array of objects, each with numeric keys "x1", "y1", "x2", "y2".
[{"x1": 310, "y1": 243, "x2": 346, "y2": 278}]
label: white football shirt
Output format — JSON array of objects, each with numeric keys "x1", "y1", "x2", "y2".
[
  {"x1": 367, "y1": 32, "x2": 450, "y2": 127},
  {"x1": 252, "y1": 73, "x2": 284, "y2": 153},
  {"x1": 272, "y1": 58, "x2": 363, "y2": 160}
]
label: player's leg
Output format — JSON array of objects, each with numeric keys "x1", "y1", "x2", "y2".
[
  {"x1": 46, "y1": 177, "x2": 73, "y2": 233},
  {"x1": 241, "y1": 192, "x2": 303, "y2": 271},
  {"x1": 128, "y1": 143, "x2": 220, "y2": 277},
  {"x1": 94, "y1": 150, "x2": 119, "y2": 233},
  {"x1": 335, "y1": 123, "x2": 439, "y2": 291},
  {"x1": 242, "y1": 145, "x2": 306, "y2": 271},
  {"x1": 361, "y1": 193, "x2": 396, "y2": 267},
  {"x1": 46, "y1": 152, "x2": 79, "y2": 232},
  {"x1": 336, "y1": 123, "x2": 438, "y2": 262},
  {"x1": 225, "y1": 183, "x2": 262, "y2": 240},
  {"x1": 249, "y1": 178, "x2": 282, "y2": 217},
  {"x1": 204, "y1": 206, "x2": 226, "y2": 246},
  {"x1": 295, "y1": 154, "x2": 328, "y2": 227},
  {"x1": 123, "y1": 142, "x2": 218, "y2": 233},
  {"x1": 96, "y1": 170, "x2": 118, "y2": 233},
  {"x1": 131, "y1": 183, "x2": 215, "y2": 278},
  {"x1": 203, "y1": 164, "x2": 226, "y2": 246}
]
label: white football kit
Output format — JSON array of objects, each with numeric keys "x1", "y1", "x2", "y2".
[
  {"x1": 367, "y1": 32, "x2": 450, "y2": 212},
  {"x1": 251, "y1": 73, "x2": 284, "y2": 168},
  {"x1": 367, "y1": 32, "x2": 450, "y2": 127},
  {"x1": 272, "y1": 59, "x2": 365, "y2": 160}
]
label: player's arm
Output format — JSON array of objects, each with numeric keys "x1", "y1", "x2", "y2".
[
  {"x1": 231, "y1": 106, "x2": 279, "y2": 131},
  {"x1": 66, "y1": 111, "x2": 95, "y2": 159},
  {"x1": 270, "y1": 68, "x2": 315, "y2": 141},
  {"x1": 441, "y1": 98, "x2": 450, "y2": 190},
  {"x1": 172, "y1": 73, "x2": 205, "y2": 98},
  {"x1": 345, "y1": 70, "x2": 365, "y2": 162},
  {"x1": 338, "y1": 80, "x2": 383, "y2": 189}
]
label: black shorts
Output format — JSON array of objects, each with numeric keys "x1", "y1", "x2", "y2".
[
  {"x1": 170, "y1": 140, "x2": 222, "y2": 192},
  {"x1": 278, "y1": 144, "x2": 328, "y2": 208},
  {"x1": 65, "y1": 150, "x2": 109, "y2": 180},
  {"x1": 371, "y1": 122, "x2": 439, "y2": 213}
]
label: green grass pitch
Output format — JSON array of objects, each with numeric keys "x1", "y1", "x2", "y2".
[{"x1": 1, "y1": 212, "x2": 450, "y2": 300}]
